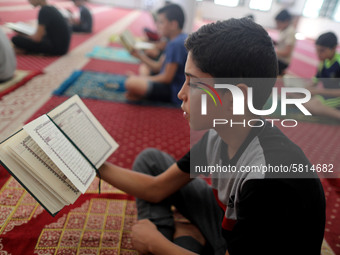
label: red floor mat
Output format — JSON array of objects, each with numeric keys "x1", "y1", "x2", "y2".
[
  {"x1": 82, "y1": 59, "x2": 139, "y2": 75},
  {"x1": 288, "y1": 57, "x2": 317, "y2": 78},
  {"x1": 0, "y1": 70, "x2": 43, "y2": 99}
]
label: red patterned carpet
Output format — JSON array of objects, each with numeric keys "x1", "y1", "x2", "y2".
[{"x1": 0, "y1": 96, "x2": 190, "y2": 254}]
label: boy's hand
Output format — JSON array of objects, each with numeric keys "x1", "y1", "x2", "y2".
[
  {"x1": 125, "y1": 71, "x2": 136, "y2": 77},
  {"x1": 129, "y1": 48, "x2": 143, "y2": 59},
  {"x1": 307, "y1": 87, "x2": 322, "y2": 96},
  {"x1": 132, "y1": 219, "x2": 160, "y2": 253}
]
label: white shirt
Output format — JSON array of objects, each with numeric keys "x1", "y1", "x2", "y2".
[
  {"x1": 0, "y1": 28, "x2": 16, "y2": 81},
  {"x1": 277, "y1": 24, "x2": 296, "y2": 64}
]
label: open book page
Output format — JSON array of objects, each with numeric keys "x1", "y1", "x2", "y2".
[
  {"x1": 7, "y1": 130, "x2": 81, "y2": 204},
  {"x1": 58, "y1": 9, "x2": 72, "y2": 20},
  {"x1": 135, "y1": 41, "x2": 155, "y2": 50},
  {"x1": 120, "y1": 30, "x2": 154, "y2": 51},
  {"x1": 120, "y1": 30, "x2": 135, "y2": 51},
  {"x1": 0, "y1": 132, "x2": 67, "y2": 215},
  {"x1": 5, "y1": 22, "x2": 35, "y2": 36},
  {"x1": 48, "y1": 95, "x2": 119, "y2": 169},
  {"x1": 24, "y1": 115, "x2": 96, "y2": 194}
]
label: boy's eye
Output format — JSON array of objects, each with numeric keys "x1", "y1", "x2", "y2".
[{"x1": 188, "y1": 82, "x2": 199, "y2": 88}]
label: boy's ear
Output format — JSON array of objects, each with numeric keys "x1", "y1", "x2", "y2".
[
  {"x1": 236, "y1": 83, "x2": 248, "y2": 113},
  {"x1": 221, "y1": 88, "x2": 234, "y2": 112},
  {"x1": 220, "y1": 83, "x2": 248, "y2": 114},
  {"x1": 170, "y1": 20, "x2": 179, "y2": 30},
  {"x1": 236, "y1": 83, "x2": 248, "y2": 97}
]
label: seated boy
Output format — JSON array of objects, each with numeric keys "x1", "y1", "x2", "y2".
[
  {"x1": 68, "y1": 0, "x2": 93, "y2": 33},
  {"x1": 0, "y1": 28, "x2": 16, "y2": 82},
  {"x1": 304, "y1": 32, "x2": 340, "y2": 120},
  {"x1": 125, "y1": 4, "x2": 187, "y2": 105},
  {"x1": 274, "y1": 9, "x2": 296, "y2": 76},
  {"x1": 99, "y1": 18, "x2": 325, "y2": 255},
  {"x1": 12, "y1": 0, "x2": 71, "y2": 56}
]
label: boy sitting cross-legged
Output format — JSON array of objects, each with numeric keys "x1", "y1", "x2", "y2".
[{"x1": 99, "y1": 18, "x2": 326, "y2": 255}]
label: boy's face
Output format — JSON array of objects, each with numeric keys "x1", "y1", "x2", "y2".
[
  {"x1": 156, "y1": 13, "x2": 173, "y2": 38},
  {"x1": 316, "y1": 45, "x2": 336, "y2": 61},
  {"x1": 73, "y1": 0, "x2": 82, "y2": 7},
  {"x1": 276, "y1": 20, "x2": 289, "y2": 30},
  {"x1": 28, "y1": 0, "x2": 40, "y2": 7},
  {"x1": 178, "y1": 53, "x2": 230, "y2": 130}
]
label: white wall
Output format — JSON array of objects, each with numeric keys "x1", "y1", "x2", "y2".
[
  {"x1": 169, "y1": 0, "x2": 196, "y2": 34},
  {"x1": 89, "y1": 0, "x2": 196, "y2": 33},
  {"x1": 197, "y1": 0, "x2": 299, "y2": 28},
  {"x1": 197, "y1": 0, "x2": 340, "y2": 40},
  {"x1": 89, "y1": 0, "x2": 340, "y2": 39},
  {"x1": 89, "y1": 0, "x2": 143, "y2": 9},
  {"x1": 297, "y1": 17, "x2": 340, "y2": 40}
]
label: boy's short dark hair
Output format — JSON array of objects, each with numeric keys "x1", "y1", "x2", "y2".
[
  {"x1": 275, "y1": 9, "x2": 292, "y2": 22},
  {"x1": 316, "y1": 32, "x2": 338, "y2": 49},
  {"x1": 245, "y1": 14, "x2": 255, "y2": 22},
  {"x1": 185, "y1": 18, "x2": 278, "y2": 109},
  {"x1": 157, "y1": 4, "x2": 185, "y2": 30}
]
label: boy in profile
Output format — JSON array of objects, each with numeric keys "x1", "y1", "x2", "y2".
[
  {"x1": 0, "y1": 27, "x2": 16, "y2": 82},
  {"x1": 125, "y1": 4, "x2": 187, "y2": 105},
  {"x1": 99, "y1": 18, "x2": 325, "y2": 255},
  {"x1": 274, "y1": 9, "x2": 296, "y2": 75},
  {"x1": 12, "y1": 0, "x2": 71, "y2": 55},
  {"x1": 304, "y1": 32, "x2": 340, "y2": 120},
  {"x1": 68, "y1": 0, "x2": 93, "y2": 33}
]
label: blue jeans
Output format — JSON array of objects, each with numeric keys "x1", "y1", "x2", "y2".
[{"x1": 132, "y1": 148, "x2": 227, "y2": 255}]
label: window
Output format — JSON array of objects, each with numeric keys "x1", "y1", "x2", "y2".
[
  {"x1": 303, "y1": 0, "x2": 324, "y2": 18},
  {"x1": 320, "y1": 0, "x2": 338, "y2": 18},
  {"x1": 214, "y1": 0, "x2": 239, "y2": 7},
  {"x1": 303, "y1": 0, "x2": 340, "y2": 21},
  {"x1": 249, "y1": 0, "x2": 273, "y2": 11},
  {"x1": 334, "y1": 1, "x2": 340, "y2": 21}
]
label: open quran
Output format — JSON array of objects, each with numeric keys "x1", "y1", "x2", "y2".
[
  {"x1": 5, "y1": 22, "x2": 35, "y2": 36},
  {"x1": 0, "y1": 95, "x2": 118, "y2": 216},
  {"x1": 119, "y1": 30, "x2": 155, "y2": 52}
]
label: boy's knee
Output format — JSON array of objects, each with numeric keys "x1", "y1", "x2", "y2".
[
  {"x1": 125, "y1": 77, "x2": 140, "y2": 92},
  {"x1": 11, "y1": 36, "x2": 20, "y2": 45},
  {"x1": 136, "y1": 148, "x2": 161, "y2": 161},
  {"x1": 132, "y1": 148, "x2": 162, "y2": 173},
  {"x1": 125, "y1": 76, "x2": 148, "y2": 96},
  {"x1": 124, "y1": 77, "x2": 133, "y2": 91},
  {"x1": 173, "y1": 222, "x2": 205, "y2": 253}
]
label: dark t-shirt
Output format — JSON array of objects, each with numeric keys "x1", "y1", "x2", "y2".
[
  {"x1": 315, "y1": 52, "x2": 340, "y2": 99},
  {"x1": 39, "y1": 5, "x2": 71, "y2": 55},
  {"x1": 73, "y1": 5, "x2": 92, "y2": 33},
  {"x1": 177, "y1": 123, "x2": 326, "y2": 255},
  {"x1": 160, "y1": 33, "x2": 188, "y2": 105}
]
